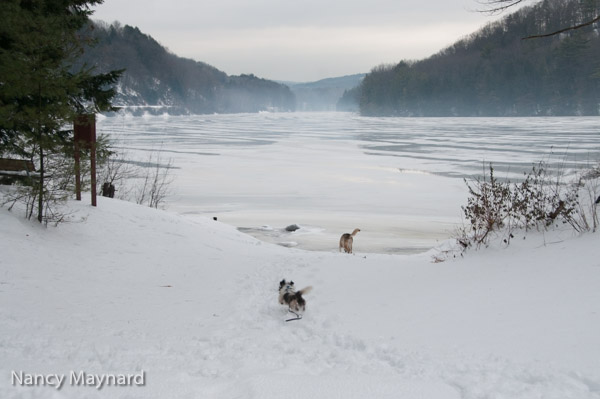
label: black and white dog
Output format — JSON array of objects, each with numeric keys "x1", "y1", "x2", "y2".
[{"x1": 278, "y1": 279, "x2": 312, "y2": 312}]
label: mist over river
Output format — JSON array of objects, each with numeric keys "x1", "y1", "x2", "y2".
[{"x1": 97, "y1": 112, "x2": 600, "y2": 254}]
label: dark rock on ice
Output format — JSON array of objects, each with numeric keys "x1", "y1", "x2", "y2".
[{"x1": 285, "y1": 224, "x2": 301, "y2": 232}]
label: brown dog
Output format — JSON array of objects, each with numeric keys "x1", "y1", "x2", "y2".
[{"x1": 339, "y1": 228, "x2": 360, "y2": 254}]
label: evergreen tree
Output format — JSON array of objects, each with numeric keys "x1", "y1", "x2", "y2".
[{"x1": 0, "y1": 0, "x2": 122, "y2": 222}]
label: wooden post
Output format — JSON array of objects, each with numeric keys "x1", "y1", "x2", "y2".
[
  {"x1": 74, "y1": 114, "x2": 97, "y2": 206},
  {"x1": 90, "y1": 120, "x2": 97, "y2": 207},
  {"x1": 74, "y1": 136, "x2": 81, "y2": 201}
]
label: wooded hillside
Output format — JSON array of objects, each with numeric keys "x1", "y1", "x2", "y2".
[
  {"x1": 358, "y1": 0, "x2": 600, "y2": 116},
  {"x1": 286, "y1": 74, "x2": 365, "y2": 111},
  {"x1": 79, "y1": 22, "x2": 296, "y2": 115}
]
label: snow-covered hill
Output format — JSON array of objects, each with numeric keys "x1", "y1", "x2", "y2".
[{"x1": 1, "y1": 198, "x2": 599, "y2": 398}]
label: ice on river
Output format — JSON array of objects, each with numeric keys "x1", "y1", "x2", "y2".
[{"x1": 98, "y1": 112, "x2": 600, "y2": 253}]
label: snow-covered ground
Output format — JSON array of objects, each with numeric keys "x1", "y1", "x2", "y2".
[{"x1": 1, "y1": 197, "x2": 599, "y2": 398}]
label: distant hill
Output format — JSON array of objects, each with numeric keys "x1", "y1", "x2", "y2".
[
  {"x1": 78, "y1": 22, "x2": 296, "y2": 115},
  {"x1": 357, "y1": 0, "x2": 600, "y2": 116},
  {"x1": 284, "y1": 74, "x2": 365, "y2": 111}
]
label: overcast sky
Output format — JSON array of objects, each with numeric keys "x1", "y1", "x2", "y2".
[{"x1": 92, "y1": 0, "x2": 508, "y2": 82}]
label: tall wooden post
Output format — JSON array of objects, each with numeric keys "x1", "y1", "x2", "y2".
[
  {"x1": 74, "y1": 114, "x2": 97, "y2": 206},
  {"x1": 74, "y1": 134, "x2": 82, "y2": 201}
]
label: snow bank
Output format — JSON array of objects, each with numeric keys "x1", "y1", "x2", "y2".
[{"x1": 1, "y1": 198, "x2": 599, "y2": 398}]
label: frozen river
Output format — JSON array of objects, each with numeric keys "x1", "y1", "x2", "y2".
[{"x1": 97, "y1": 112, "x2": 600, "y2": 254}]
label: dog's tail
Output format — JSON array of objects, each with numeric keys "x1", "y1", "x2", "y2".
[{"x1": 298, "y1": 286, "x2": 313, "y2": 295}]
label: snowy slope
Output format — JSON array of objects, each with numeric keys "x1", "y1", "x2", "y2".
[{"x1": 1, "y1": 198, "x2": 599, "y2": 398}]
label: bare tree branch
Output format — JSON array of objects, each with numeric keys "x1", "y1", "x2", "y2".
[
  {"x1": 522, "y1": 14, "x2": 600, "y2": 40},
  {"x1": 477, "y1": 0, "x2": 599, "y2": 39},
  {"x1": 477, "y1": 0, "x2": 526, "y2": 15}
]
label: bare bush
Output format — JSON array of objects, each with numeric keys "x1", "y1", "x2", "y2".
[
  {"x1": 571, "y1": 165, "x2": 600, "y2": 233},
  {"x1": 134, "y1": 150, "x2": 175, "y2": 209},
  {"x1": 457, "y1": 161, "x2": 597, "y2": 250},
  {"x1": 1, "y1": 153, "x2": 75, "y2": 225},
  {"x1": 96, "y1": 138, "x2": 137, "y2": 201},
  {"x1": 96, "y1": 139, "x2": 175, "y2": 209},
  {"x1": 462, "y1": 164, "x2": 512, "y2": 246}
]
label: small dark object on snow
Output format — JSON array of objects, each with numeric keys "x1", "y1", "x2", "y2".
[
  {"x1": 213, "y1": 217, "x2": 218, "y2": 221},
  {"x1": 596, "y1": 196, "x2": 600, "y2": 205},
  {"x1": 286, "y1": 310, "x2": 302, "y2": 322},
  {"x1": 285, "y1": 224, "x2": 300, "y2": 232},
  {"x1": 101, "y1": 182, "x2": 115, "y2": 198}
]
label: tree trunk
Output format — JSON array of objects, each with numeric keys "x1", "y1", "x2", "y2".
[{"x1": 37, "y1": 147, "x2": 44, "y2": 223}]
